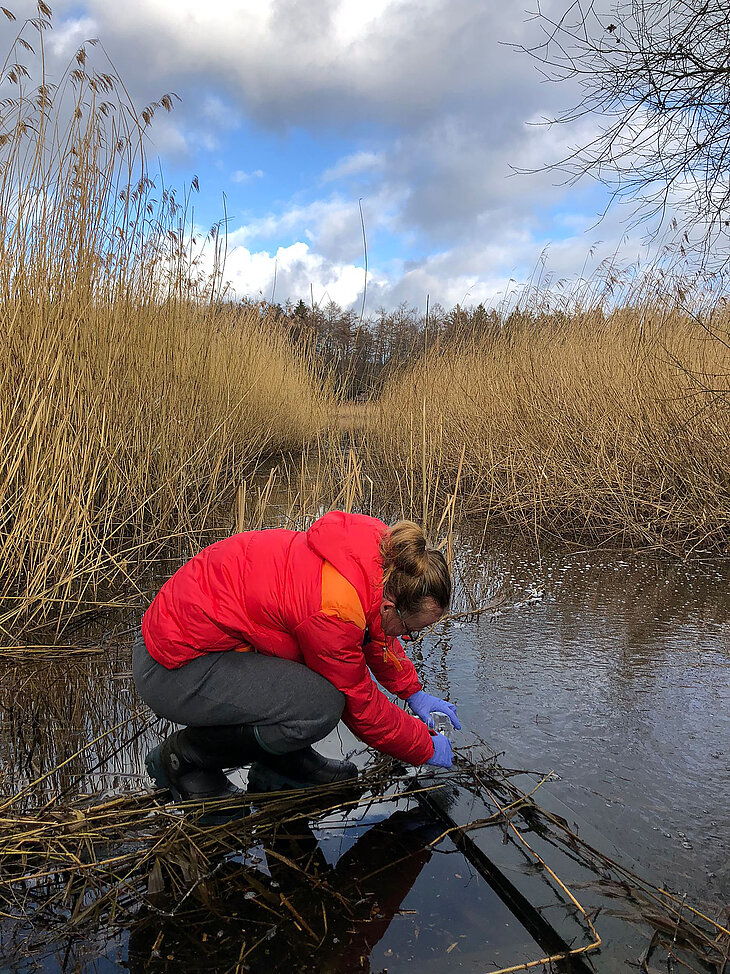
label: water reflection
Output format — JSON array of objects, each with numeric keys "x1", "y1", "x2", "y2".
[
  {"x1": 0, "y1": 788, "x2": 576, "y2": 974},
  {"x1": 430, "y1": 543, "x2": 730, "y2": 905},
  {"x1": 1, "y1": 538, "x2": 729, "y2": 969},
  {"x1": 0, "y1": 646, "x2": 165, "y2": 808},
  {"x1": 126, "y1": 808, "x2": 442, "y2": 973}
]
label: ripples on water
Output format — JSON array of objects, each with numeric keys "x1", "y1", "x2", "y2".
[{"x1": 419, "y1": 543, "x2": 730, "y2": 905}]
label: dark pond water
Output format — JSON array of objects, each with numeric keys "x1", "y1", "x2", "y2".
[
  {"x1": 425, "y1": 544, "x2": 730, "y2": 909},
  {"x1": 1, "y1": 541, "x2": 728, "y2": 972}
]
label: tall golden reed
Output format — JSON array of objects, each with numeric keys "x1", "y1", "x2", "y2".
[
  {"x1": 373, "y1": 300, "x2": 730, "y2": 552},
  {"x1": 0, "y1": 8, "x2": 330, "y2": 638}
]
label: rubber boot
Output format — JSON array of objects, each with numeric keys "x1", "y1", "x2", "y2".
[
  {"x1": 247, "y1": 745, "x2": 358, "y2": 793},
  {"x1": 145, "y1": 727, "x2": 246, "y2": 802},
  {"x1": 146, "y1": 725, "x2": 358, "y2": 798}
]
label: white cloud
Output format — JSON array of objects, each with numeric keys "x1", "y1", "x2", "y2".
[
  {"x1": 232, "y1": 169, "x2": 264, "y2": 183},
  {"x1": 64, "y1": 0, "x2": 569, "y2": 128},
  {"x1": 331, "y1": 0, "x2": 394, "y2": 45},
  {"x1": 322, "y1": 151, "x2": 384, "y2": 183},
  {"x1": 45, "y1": 0, "x2": 585, "y2": 242},
  {"x1": 220, "y1": 241, "x2": 370, "y2": 308},
  {"x1": 213, "y1": 200, "x2": 652, "y2": 313},
  {"x1": 145, "y1": 115, "x2": 228, "y2": 158},
  {"x1": 49, "y1": 16, "x2": 98, "y2": 58},
  {"x1": 230, "y1": 191, "x2": 404, "y2": 263},
  {"x1": 145, "y1": 116, "x2": 190, "y2": 157},
  {"x1": 202, "y1": 94, "x2": 239, "y2": 128},
  {"x1": 12, "y1": 0, "x2": 681, "y2": 308}
]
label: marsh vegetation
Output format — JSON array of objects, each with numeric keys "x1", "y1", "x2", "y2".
[
  {"x1": 4, "y1": 6, "x2": 730, "y2": 644},
  {"x1": 1, "y1": 8, "x2": 730, "y2": 972},
  {"x1": 0, "y1": 7, "x2": 330, "y2": 642},
  {"x1": 372, "y1": 297, "x2": 730, "y2": 553}
]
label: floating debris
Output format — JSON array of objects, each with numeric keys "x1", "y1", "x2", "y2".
[{"x1": 0, "y1": 725, "x2": 727, "y2": 973}]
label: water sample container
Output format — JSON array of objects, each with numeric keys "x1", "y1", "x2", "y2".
[{"x1": 430, "y1": 711, "x2": 453, "y2": 738}]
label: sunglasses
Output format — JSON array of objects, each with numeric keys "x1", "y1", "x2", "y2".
[{"x1": 395, "y1": 605, "x2": 423, "y2": 642}]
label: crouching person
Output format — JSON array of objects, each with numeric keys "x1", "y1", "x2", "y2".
[{"x1": 133, "y1": 512, "x2": 461, "y2": 801}]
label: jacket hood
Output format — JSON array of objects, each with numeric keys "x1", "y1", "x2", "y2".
[{"x1": 305, "y1": 511, "x2": 387, "y2": 619}]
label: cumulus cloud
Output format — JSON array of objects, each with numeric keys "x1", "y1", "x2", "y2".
[
  {"x1": 47, "y1": 15, "x2": 98, "y2": 58},
  {"x1": 214, "y1": 201, "x2": 653, "y2": 314},
  {"x1": 232, "y1": 169, "x2": 264, "y2": 183},
  {"x1": 145, "y1": 116, "x2": 190, "y2": 158},
  {"x1": 49, "y1": 0, "x2": 581, "y2": 235},
  {"x1": 2, "y1": 0, "x2": 668, "y2": 308},
  {"x1": 85, "y1": 0, "x2": 504, "y2": 125},
  {"x1": 362, "y1": 208, "x2": 651, "y2": 311},
  {"x1": 220, "y1": 241, "x2": 370, "y2": 308},
  {"x1": 230, "y1": 189, "x2": 404, "y2": 264}
]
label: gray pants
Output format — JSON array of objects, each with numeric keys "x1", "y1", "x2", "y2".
[{"x1": 132, "y1": 632, "x2": 345, "y2": 754}]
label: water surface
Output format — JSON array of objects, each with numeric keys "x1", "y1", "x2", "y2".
[
  {"x1": 1, "y1": 541, "x2": 728, "y2": 971},
  {"x1": 422, "y1": 544, "x2": 730, "y2": 906}
]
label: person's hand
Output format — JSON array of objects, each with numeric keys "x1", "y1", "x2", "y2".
[
  {"x1": 406, "y1": 690, "x2": 461, "y2": 730},
  {"x1": 425, "y1": 733, "x2": 453, "y2": 768}
]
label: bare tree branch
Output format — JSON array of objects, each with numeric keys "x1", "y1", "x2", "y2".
[{"x1": 520, "y1": 1, "x2": 730, "y2": 255}]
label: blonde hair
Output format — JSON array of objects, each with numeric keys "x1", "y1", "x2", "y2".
[{"x1": 380, "y1": 520, "x2": 451, "y2": 614}]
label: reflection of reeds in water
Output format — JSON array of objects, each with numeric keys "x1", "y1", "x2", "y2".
[
  {"x1": 0, "y1": 652, "x2": 159, "y2": 805},
  {"x1": 1, "y1": 733, "x2": 727, "y2": 973},
  {"x1": 372, "y1": 304, "x2": 730, "y2": 553},
  {"x1": 0, "y1": 11, "x2": 331, "y2": 642}
]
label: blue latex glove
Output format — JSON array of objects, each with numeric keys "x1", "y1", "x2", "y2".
[
  {"x1": 407, "y1": 690, "x2": 462, "y2": 730},
  {"x1": 426, "y1": 733, "x2": 453, "y2": 768}
]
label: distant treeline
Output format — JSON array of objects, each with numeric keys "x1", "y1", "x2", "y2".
[{"x1": 245, "y1": 298, "x2": 506, "y2": 398}]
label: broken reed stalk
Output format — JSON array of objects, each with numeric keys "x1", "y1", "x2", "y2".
[
  {"x1": 460, "y1": 750, "x2": 730, "y2": 972},
  {"x1": 0, "y1": 645, "x2": 105, "y2": 657},
  {"x1": 0, "y1": 727, "x2": 727, "y2": 973},
  {"x1": 0, "y1": 754, "x2": 435, "y2": 941},
  {"x1": 480, "y1": 780, "x2": 603, "y2": 973}
]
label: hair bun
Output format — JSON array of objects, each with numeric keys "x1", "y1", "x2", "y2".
[
  {"x1": 387, "y1": 521, "x2": 426, "y2": 573},
  {"x1": 380, "y1": 520, "x2": 451, "y2": 613}
]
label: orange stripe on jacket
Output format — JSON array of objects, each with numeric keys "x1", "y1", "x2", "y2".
[
  {"x1": 321, "y1": 560, "x2": 366, "y2": 629},
  {"x1": 233, "y1": 640, "x2": 255, "y2": 653}
]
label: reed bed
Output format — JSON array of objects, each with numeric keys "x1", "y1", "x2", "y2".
[
  {"x1": 0, "y1": 9, "x2": 332, "y2": 640},
  {"x1": 0, "y1": 729, "x2": 727, "y2": 973},
  {"x1": 372, "y1": 300, "x2": 730, "y2": 553}
]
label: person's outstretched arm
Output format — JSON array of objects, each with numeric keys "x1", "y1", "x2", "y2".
[{"x1": 294, "y1": 611, "x2": 435, "y2": 765}]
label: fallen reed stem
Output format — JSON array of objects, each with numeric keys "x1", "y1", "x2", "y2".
[{"x1": 0, "y1": 732, "x2": 726, "y2": 973}]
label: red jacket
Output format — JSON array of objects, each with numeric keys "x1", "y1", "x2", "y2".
[{"x1": 142, "y1": 511, "x2": 434, "y2": 765}]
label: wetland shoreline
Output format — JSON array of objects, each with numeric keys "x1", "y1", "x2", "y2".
[{"x1": 1, "y1": 538, "x2": 728, "y2": 972}]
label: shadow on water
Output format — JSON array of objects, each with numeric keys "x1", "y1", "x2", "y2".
[
  {"x1": 1, "y1": 524, "x2": 729, "y2": 971},
  {"x1": 123, "y1": 805, "x2": 579, "y2": 974}
]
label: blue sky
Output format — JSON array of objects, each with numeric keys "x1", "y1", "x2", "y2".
[{"x1": 2, "y1": 0, "x2": 657, "y2": 310}]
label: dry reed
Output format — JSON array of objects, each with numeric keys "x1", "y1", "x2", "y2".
[
  {"x1": 372, "y1": 299, "x2": 730, "y2": 553},
  {"x1": 0, "y1": 9, "x2": 332, "y2": 640},
  {"x1": 1, "y1": 730, "x2": 727, "y2": 973}
]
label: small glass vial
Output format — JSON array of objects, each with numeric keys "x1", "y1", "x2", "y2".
[{"x1": 430, "y1": 712, "x2": 453, "y2": 739}]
